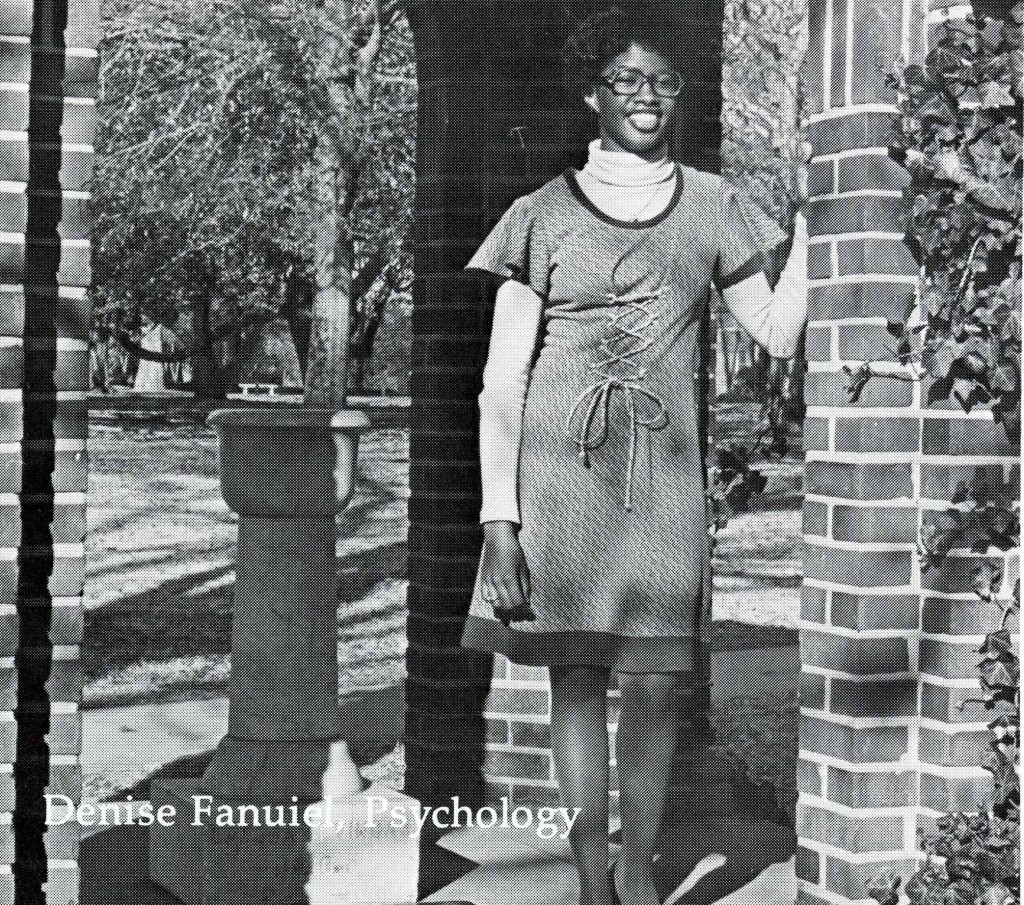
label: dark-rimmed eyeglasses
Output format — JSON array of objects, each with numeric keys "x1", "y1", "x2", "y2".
[{"x1": 598, "y1": 67, "x2": 684, "y2": 98}]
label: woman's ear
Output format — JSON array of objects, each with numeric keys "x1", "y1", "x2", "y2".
[{"x1": 583, "y1": 87, "x2": 600, "y2": 113}]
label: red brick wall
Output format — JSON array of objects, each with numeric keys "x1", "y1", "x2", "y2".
[
  {"x1": 482, "y1": 660, "x2": 560, "y2": 809},
  {"x1": 797, "y1": 1, "x2": 1019, "y2": 903}
]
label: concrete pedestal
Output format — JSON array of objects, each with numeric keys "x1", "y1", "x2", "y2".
[
  {"x1": 149, "y1": 409, "x2": 372, "y2": 905},
  {"x1": 150, "y1": 777, "x2": 314, "y2": 905}
]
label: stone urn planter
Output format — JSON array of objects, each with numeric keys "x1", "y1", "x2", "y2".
[{"x1": 150, "y1": 407, "x2": 371, "y2": 905}]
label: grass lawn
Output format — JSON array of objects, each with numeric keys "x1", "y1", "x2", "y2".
[{"x1": 85, "y1": 413, "x2": 410, "y2": 706}]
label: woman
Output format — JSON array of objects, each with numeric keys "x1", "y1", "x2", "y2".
[{"x1": 460, "y1": 8, "x2": 808, "y2": 905}]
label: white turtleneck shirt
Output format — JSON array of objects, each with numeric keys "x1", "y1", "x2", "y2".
[
  {"x1": 575, "y1": 139, "x2": 679, "y2": 221},
  {"x1": 476, "y1": 139, "x2": 808, "y2": 525}
]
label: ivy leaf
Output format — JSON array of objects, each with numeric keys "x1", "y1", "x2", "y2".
[
  {"x1": 927, "y1": 373, "x2": 954, "y2": 405},
  {"x1": 978, "y1": 80, "x2": 1016, "y2": 108},
  {"x1": 990, "y1": 364, "x2": 1018, "y2": 392},
  {"x1": 980, "y1": 658, "x2": 1016, "y2": 689},
  {"x1": 843, "y1": 363, "x2": 873, "y2": 402},
  {"x1": 902, "y1": 62, "x2": 929, "y2": 87},
  {"x1": 866, "y1": 875, "x2": 901, "y2": 905},
  {"x1": 980, "y1": 629, "x2": 1016, "y2": 659},
  {"x1": 903, "y1": 228, "x2": 924, "y2": 263},
  {"x1": 944, "y1": 878, "x2": 978, "y2": 905},
  {"x1": 921, "y1": 282, "x2": 950, "y2": 316},
  {"x1": 970, "y1": 179, "x2": 1017, "y2": 211},
  {"x1": 897, "y1": 337, "x2": 914, "y2": 364},
  {"x1": 978, "y1": 882, "x2": 1014, "y2": 905},
  {"x1": 926, "y1": 343, "x2": 957, "y2": 377},
  {"x1": 1000, "y1": 309, "x2": 1020, "y2": 342},
  {"x1": 988, "y1": 760, "x2": 1019, "y2": 802},
  {"x1": 964, "y1": 351, "x2": 989, "y2": 374},
  {"x1": 936, "y1": 149, "x2": 966, "y2": 181},
  {"x1": 974, "y1": 561, "x2": 1003, "y2": 599},
  {"x1": 953, "y1": 378, "x2": 992, "y2": 412}
]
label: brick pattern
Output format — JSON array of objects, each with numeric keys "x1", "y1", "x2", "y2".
[
  {"x1": 798, "y1": 1, "x2": 1019, "y2": 902},
  {"x1": 482, "y1": 658, "x2": 559, "y2": 808},
  {"x1": 405, "y1": 2, "x2": 539, "y2": 826},
  {"x1": 5, "y1": 2, "x2": 97, "y2": 902}
]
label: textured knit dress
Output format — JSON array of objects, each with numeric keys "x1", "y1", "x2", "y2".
[{"x1": 460, "y1": 163, "x2": 779, "y2": 675}]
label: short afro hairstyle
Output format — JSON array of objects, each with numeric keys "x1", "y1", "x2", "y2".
[{"x1": 561, "y1": 5, "x2": 683, "y2": 98}]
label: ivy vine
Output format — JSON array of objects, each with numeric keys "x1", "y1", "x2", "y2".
[
  {"x1": 866, "y1": 7, "x2": 1021, "y2": 905},
  {"x1": 869, "y1": 575, "x2": 1020, "y2": 905},
  {"x1": 846, "y1": 7, "x2": 1021, "y2": 444}
]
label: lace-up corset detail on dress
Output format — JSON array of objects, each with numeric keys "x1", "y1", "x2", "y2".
[{"x1": 565, "y1": 284, "x2": 670, "y2": 511}]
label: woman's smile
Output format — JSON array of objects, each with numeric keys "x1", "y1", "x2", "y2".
[
  {"x1": 584, "y1": 43, "x2": 679, "y2": 160},
  {"x1": 625, "y1": 108, "x2": 663, "y2": 133}
]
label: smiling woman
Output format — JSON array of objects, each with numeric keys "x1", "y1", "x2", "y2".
[{"x1": 458, "y1": 7, "x2": 807, "y2": 905}]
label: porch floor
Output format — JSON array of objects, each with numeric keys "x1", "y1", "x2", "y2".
[
  {"x1": 78, "y1": 645, "x2": 798, "y2": 904},
  {"x1": 79, "y1": 804, "x2": 795, "y2": 905}
]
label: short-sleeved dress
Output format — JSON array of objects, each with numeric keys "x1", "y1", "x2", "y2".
[{"x1": 460, "y1": 164, "x2": 777, "y2": 675}]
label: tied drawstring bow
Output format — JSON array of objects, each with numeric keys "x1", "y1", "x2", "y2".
[{"x1": 566, "y1": 286, "x2": 670, "y2": 511}]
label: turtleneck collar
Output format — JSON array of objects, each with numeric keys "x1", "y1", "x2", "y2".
[{"x1": 580, "y1": 138, "x2": 675, "y2": 187}]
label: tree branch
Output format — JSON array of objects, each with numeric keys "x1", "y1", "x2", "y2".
[
  {"x1": 355, "y1": 0, "x2": 383, "y2": 69},
  {"x1": 352, "y1": 242, "x2": 389, "y2": 302}
]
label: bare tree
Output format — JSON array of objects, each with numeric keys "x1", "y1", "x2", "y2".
[
  {"x1": 93, "y1": 0, "x2": 413, "y2": 402},
  {"x1": 235, "y1": 0, "x2": 406, "y2": 406}
]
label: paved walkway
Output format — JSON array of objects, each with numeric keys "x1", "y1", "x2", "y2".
[
  {"x1": 83, "y1": 697, "x2": 229, "y2": 777},
  {"x1": 421, "y1": 816, "x2": 795, "y2": 905},
  {"x1": 79, "y1": 647, "x2": 797, "y2": 904},
  {"x1": 81, "y1": 647, "x2": 795, "y2": 786},
  {"x1": 81, "y1": 788, "x2": 795, "y2": 905}
]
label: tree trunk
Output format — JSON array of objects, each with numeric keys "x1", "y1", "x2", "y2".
[
  {"x1": 281, "y1": 272, "x2": 314, "y2": 377},
  {"x1": 190, "y1": 348, "x2": 216, "y2": 399},
  {"x1": 192, "y1": 349, "x2": 237, "y2": 399},
  {"x1": 268, "y1": 0, "x2": 388, "y2": 407},
  {"x1": 185, "y1": 297, "x2": 236, "y2": 399},
  {"x1": 299, "y1": 0, "x2": 379, "y2": 408},
  {"x1": 303, "y1": 166, "x2": 353, "y2": 406}
]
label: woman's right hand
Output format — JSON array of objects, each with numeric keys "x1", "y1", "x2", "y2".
[{"x1": 480, "y1": 521, "x2": 535, "y2": 626}]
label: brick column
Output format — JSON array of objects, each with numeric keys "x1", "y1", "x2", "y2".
[
  {"x1": 8, "y1": 0, "x2": 96, "y2": 902},
  {"x1": 796, "y1": 2, "x2": 1019, "y2": 903}
]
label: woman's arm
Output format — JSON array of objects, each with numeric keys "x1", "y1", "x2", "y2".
[
  {"x1": 720, "y1": 209, "x2": 808, "y2": 360},
  {"x1": 478, "y1": 278, "x2": 544, "y2": 525}
]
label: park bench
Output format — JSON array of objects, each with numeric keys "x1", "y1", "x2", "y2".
[{"x1": 237, "y1": 383, "x2": 278, "y2": 396}]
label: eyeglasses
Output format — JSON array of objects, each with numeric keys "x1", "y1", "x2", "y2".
[{"x1": 598, "y1": 67, "x2": 684, "y2": 98}]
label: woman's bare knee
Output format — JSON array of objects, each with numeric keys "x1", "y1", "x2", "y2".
[
  {"x1": 550, "y1": 665, "x2": 610, "y2": 715},
  {"x1": 551, "y1": 665, "x2": 609, "y2": 692},
  {"x1": 617, "y1": 672, "x2": 686, "y2": 712}
]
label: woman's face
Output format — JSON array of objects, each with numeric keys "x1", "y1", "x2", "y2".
[{"x1": 584, "y1": 42, "x2": 678, "y2": 161}]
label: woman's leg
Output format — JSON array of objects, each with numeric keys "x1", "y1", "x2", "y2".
[
  {"x1": 614, "y1": 672, "x2": 688, "y2": 905},
  {"x1": 549, "y1": 664, "x2": 613, "y2": 905}
]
